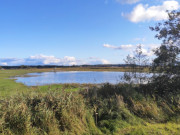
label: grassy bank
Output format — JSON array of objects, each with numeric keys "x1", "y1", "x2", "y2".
[
  {"x1": 0, "y1": 69, "x2": 179, "y2": 134},
  {"x1": 0, "y1": 84, "x2": 179, "y2": 135},
  {"x1": 0, "y1": 69, "x2": 97, "y2": 97},
  {"x1": 0, "y1": 67, "x2": 149, "y2": 97}
]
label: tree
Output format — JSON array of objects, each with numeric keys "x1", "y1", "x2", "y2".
[
  {"x1": 20, "y1": 65, "x2": 29, "y2": 69},
  {"x1": 150, "y1": 10, "x2": 180, "y2": 46},
  {"x1": 150, "y1": 10, "x2": 180, "y2": 73},
  {"x1": 150, "y1": 10, "x2": 180, "y2": 97},
  {"x1": 123, "y1": 44, "x2": 149, "y2": 85},
  {"x1": 152, "y1": 44, "x2": 179, "y2": 74}
]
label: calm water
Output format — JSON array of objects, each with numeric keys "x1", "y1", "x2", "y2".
[
  {"x1": 14, "y1": 71, "x2": 151, "y2": 86},
  {"x1": 14, "y1": 71, "x2": 125, "y2": 86}
]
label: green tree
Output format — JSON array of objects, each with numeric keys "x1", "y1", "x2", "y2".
[
  {"x1": 150, "y1": 10, "x2": 180, "y2": 97},
  {"x1": 20, "y1": 65, "x2": 29, "y2": 69},
  {"x1": 150, "y1": 10, "x2": 180, "y2": 72},
  {"x1": 123, "y1": 44, "x2": 149, "y2": 84}
]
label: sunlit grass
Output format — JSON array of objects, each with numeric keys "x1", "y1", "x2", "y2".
[
  {"x1": 120, "y1": 123, "x2": 180, "y2": 135},
  {"x1": 0, "y1": 69, "x2": 89, "y2": 97},
  {"x1": 0, "y1": 69, "x2": 179, "y2": 134}
]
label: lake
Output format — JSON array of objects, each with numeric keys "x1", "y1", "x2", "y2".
[{"x1": 14, "y1": 71, "x2": 151, "y2": 86}]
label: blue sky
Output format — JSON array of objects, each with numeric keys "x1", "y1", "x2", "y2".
[{"x1": 0, "y1": 0, "x2": 179, "y2": 65}]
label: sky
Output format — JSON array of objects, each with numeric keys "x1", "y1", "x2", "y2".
[{"x1": 0, "y1": 0, "x2": 179, "y2": 66}]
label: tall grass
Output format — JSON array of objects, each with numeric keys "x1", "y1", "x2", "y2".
[
  {"x1": 80, "y1": 83, "x2": 180, "y2": 134},
  {"x1": 0, "y1": 82, "x2": 179, "y2": 134},
  {"x1": 0, "y1": 91, "x2": 101, "y2": 135}
]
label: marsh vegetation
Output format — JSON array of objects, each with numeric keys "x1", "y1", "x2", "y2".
[{"x1": 0, "y1": 10, "x2": 180, "y2": 135}]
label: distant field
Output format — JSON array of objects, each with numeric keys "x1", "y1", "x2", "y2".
[{"x1": 53, "y1": 66, "x2": 150, "y2": 73}]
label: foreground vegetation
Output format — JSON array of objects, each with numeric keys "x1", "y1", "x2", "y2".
[
  {"x1": 0, "y1": 69, "x2": 179, "y2": 135},
  {"x1": 0, "y1": 80, "x2": 179, "y2": 134}
]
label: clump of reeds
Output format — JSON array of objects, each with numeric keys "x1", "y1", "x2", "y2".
[
  {"x1": 80, "y1": 83, "x2": 180, "y2": 133},
  {"x1": 0, "y1": 83, "x2": 179, "y2": 135},
  {"x1": 0, "y1": 91, "x2": 101, "y2": 135}
]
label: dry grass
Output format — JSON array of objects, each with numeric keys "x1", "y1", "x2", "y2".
[{"x1": 0, "y1": 91, "x2": 101, "y2": 135}]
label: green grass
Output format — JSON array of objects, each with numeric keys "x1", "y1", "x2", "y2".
[
  {"x1": 120, "y1": 123, "x2": 180, "y2": 135},
  {"x1": 0, "y1": 69, "x2": 33, "y2": 97},
  {"x1": 80, "y1": 83, "x2": 180, "y2": 134},
  {"x1": 0, "y1": 69, "x2": 179, "y2": 135},
  {"x1": 0, "y1": 69, "x2": 90, "y2": 97}
]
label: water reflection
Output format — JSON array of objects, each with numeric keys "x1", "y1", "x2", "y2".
[{"x1": 14, "y1": 71, "x2": 151, "y2": 86}]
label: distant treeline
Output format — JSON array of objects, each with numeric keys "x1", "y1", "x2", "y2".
[{"x1": 0, "y1": 64, "x2": 150, "y2": 69}]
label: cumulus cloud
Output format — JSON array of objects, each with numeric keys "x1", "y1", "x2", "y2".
[
  {"x1": 104, "y1": 43, "x2": 160, "y2": 57},
  {"x1": 0, "y1": 54, "x2": 110, "y2": 66},
  {"x1": 87, "y1": 57, "x2": 110, "y2": 64},
  {"x1": 0, "y1": 62, "x2": 7, "y2": 66},
  {"x1": 103, "y1": 44, "x2": 134, "y2": 50},
  {"x1": 124, "y1": 0, "x2": 179, "y2": 22},
  {"x1": 0, "y1": 55, "x2": 79, "y2": 66},
  {"x1": 101, "y1": 59, "x2": 110, "y2": 64},
  {"x1": 137, "y1": 44, "x2": 160, "y2": 56},
  {"x1": 27, "y1": 55, "x2": 62, "y2": 65},
  {"x1": 141, "y1": 48, "x2": 154, "y2": 56},
  {"x1": 116, "y1": 0, "x2": 140, "y2": 4},
  {"x1": 0, "y1": 58, "x2": 25, "y2": 65}
]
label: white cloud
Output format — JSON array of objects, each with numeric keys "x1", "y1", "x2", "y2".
[
  {"x1": 29, "y1": 55, "x2": 61, "y2": 65},
  {"x1": 116, "y1": 0, "x2": 140, "y2": 4},
  {"x1": 0, "y1": 55, "x2": 110, "y2": 66},
  {"x1": 0, "y1": 55, "x2": 78, "y2": 66},
  {"x1": 141, "y1": 48, "x2": 154, "y2": 56},
  {"x1": 104, "y1": 43, "x2": 160, "y2": 57},
  {"x1": 0, "y1": 58, "x2": 25, "y2": 66},
  {"x1": 103, "y1": 43, "x2": 134, "y2": 50},
  {"x1": 125, "y1": 0, "x2": 179, "y2": 22},
  {"x1": 27, "y1": 55, "x2": 78, "y2": 65},
  {"x1": 61, "y1": 56, "x2": 77, "y2": 65},
  {"x1": 138, "y1": 44, "x2": 160, "y2": 56},
  {"x1": 0, "y1": 62, "x2": 7, "y2": 66},
  {"x1": 101, "y1": 59, "x2": 110, "y2": 64},
  {"x1": 86, "y1": 57, "x2": 110, "y2": 64}
]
